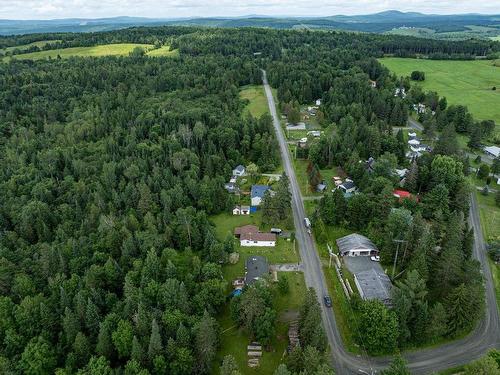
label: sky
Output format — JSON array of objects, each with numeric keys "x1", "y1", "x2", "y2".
[{"x1": 1, "y1": 0, "x2": 500, "y2": 20}]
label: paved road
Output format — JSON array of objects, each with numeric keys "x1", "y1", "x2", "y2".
[{"x1": 263, "y1": 70, "x2": 500, "y2": 374}]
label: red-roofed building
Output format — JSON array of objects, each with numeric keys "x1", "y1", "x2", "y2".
[{"x1": 393, "y1": 190, "x2": 418, "y2": 202}]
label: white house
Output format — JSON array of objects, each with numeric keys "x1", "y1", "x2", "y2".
[
  {"x1": 395, "y1": 87, "x2": 406, "y2": 98},
  {"x1": 240, "y1": 232, "x2": 276, "y2": 247},
  {"x1": 339, "y1": 180, "x2": 356, "y2": 194},
  {"x1": 307, "y1": 130, "x2": 321, "y2": 137},
  {"x1": 408, "y1": 138, "x2": 421, "y2": 146},
  {"x1": 484, "y1": 146, "x2": 500, "y2": 158},
  {"x1": 233, "y1": 205, "x2": 250, "y2": 215},
  {"x1": 229, "y1": 176, "x2": 237, "y2": 184},
  {"x1": 233, "y1": 165, "x2": 246, "y2": 177},
  {"x1": 315, "y1": 99, "x2": 322, "y2": 106}
]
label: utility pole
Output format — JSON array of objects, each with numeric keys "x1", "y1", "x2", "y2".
[{"x1": 392, "y1": 239, "x2": 407, "y2": 279}]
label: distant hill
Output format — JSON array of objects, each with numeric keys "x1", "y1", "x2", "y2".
[{"x1": 1, "y1": 12, "x2": 499, "y2": 40}]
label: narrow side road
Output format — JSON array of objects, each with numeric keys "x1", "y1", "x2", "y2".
[{"x1": 262, "y1": 70, "x2": 500, "y2": 374}]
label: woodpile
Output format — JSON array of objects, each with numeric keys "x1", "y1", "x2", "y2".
[
  {"x1": 247, "y1": 341, "x2": 262, "y2": 367},
  {"x1": 288, "y1": 320, "x2": 299, "y2": 351}
]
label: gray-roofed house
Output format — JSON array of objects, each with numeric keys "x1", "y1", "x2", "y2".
[
  {"x1": 245, "y1": 256, "x2": 269, "y2": 285},
  {"x1": 233, "y1": 165, "x2": 246, "y2": 177},
  {"x1": 224, "y1": 182, "x2": 239, "y2": 194},
  {"x1": 336, "y1": 233, "x2": 379, "y2": 257},
  {"x1": 339, "y1": 180, "x2": 356, "y2": 195}
]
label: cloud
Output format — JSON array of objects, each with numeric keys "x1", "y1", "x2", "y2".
[{"x1": 0, "y1": 0, "x2": 499, "y2": 19}]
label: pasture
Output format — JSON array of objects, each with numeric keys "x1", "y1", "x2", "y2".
[
  {"x1": 1, "y1": 39, "x2": 62, "y2": 53},
  {"x1": 3, "y1": 43, "x2": 154, "y2": 61},
  {"x1": 146, "y1": 45, "x2": 179, "y2": 57},
  {"x1": 379, "y1": 58, "x2": 500, "y2": 125}
]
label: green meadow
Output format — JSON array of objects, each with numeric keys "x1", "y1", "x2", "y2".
[
  {"x1": 1, "y1": 39, "x2": 62, "y2": 53},
  {"x1": 4, "y1": 43, "x2": 178, "y2": 60},
  {"x1": 379, "y1": 58, "x2": 500, "y2": 125},
  {"x1": 240, "y1": 85, "x2": 270, "y2": 118}
]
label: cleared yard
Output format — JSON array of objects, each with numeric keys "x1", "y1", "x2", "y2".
[
  {"x1": 214, "y1": 272, "x2": 306, "y2": 374},
  {"x1": 293, "y1": 159, "x2": 339, "y2": 196},
  {"x1": 240, "y1": 85, "x2": 277, "y2": 118},
  {"x1": 3, "y1": 43, "x2": 154, "y2": 61},
  {"x1": 379, "y1": 58, "x2": 500, "y2": 126}
]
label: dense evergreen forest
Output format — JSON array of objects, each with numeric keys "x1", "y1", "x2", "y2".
[{"x1": 0, "y1": 26, "x2": 497, "y2": 373}]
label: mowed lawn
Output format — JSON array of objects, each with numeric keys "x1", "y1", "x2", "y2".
[
  {"x1": 379, "y1": 58, "x2": 500, "y2": 125},
  {"x1": 3, "y1": 43, "x2": 154, "y2": 61},
  {"x1": 475, "y1": 191, "x2": 500, "y2": 311},
  {"x1": 214, "y1": 272, "x2": 306, "y2": 375},
  {"x1": 210, "y1": 210, "x2": 304, "y2": 374}
]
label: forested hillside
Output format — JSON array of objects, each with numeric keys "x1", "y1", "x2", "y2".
[{"x1": 0, "y1": 26, "x2": 496, "y2": 373}]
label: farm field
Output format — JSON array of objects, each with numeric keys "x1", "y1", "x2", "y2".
[
  {"x1": 3, "y1": 43, "x2": 154, "y2": 60},
  {"x1": 145, "y1": 45, "x2": 179, "y2": 57},
  {"x1": 379, "y1": 58, "x2": 500, "y2": 125},
  {"x1": 1, "y1": 39, "x2": 61, "y2": 53}
]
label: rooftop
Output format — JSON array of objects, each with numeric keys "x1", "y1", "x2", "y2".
[
  {"x1": 234, "y1": 164, "x2": 245, "y2": 172},
  {"x1": 344, "y1": 256, "x2": 392, "y2": 306},
  {"x1": 241, "y1": 232, "x2": 276, "y2": 242},
  {"x1": 251, "y1": 185, "x2": 271, "y2": 198},
  {"x1": 245, "y1": 256, "x2": 269, "y2": 285},
  {"x1": 336, "y1": 233, "x2": 378, "y2": 256},
  {"x1": 234, "y1": 225, "x2": 259, "y2": 236}
]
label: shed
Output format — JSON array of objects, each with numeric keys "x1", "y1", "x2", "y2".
[
  {"x1": 484, "y1": 146, "x2": 500, "y2": 158},
  {"x1": 336, "y1": 233, "x2": 378, "y2": 257}
]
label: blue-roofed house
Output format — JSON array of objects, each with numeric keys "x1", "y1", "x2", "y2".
[{"x1": 251, "y1": 185, "x2": 271, "y2": 207}]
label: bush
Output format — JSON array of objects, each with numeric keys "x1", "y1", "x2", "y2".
[
  {"x1": 478, "y1": 164, "x2": 490, "y2": 179},
  {"x1": 410, "y1": 71, "x2": 425, "y2": 81}
]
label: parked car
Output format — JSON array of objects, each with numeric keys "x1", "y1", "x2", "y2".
[
  {"x1": 323, "y1": 295, "x2": 332, "y2": 307},
  {"x1": 304, "y1": 217, "x2": 311, "y2": 228},
  {"x1": 370, "y1": 256, "x2": 380, "y2": 262}
]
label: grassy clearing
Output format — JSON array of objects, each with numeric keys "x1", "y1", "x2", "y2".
[
  {"x1": 474, "y1": 188, "x2": 500, "y2": 311},
  {"x1": 146, "y1": 46, "x2": 179, "y2": 57},
  {"x1": 476, "y1": 191, "x2": 500, "y2": 242},
  {"x1": 379, "y1": 58, "x2": 500, "y2": 125},
  {"x1": 240, "y1": 85, "x2": 272, "y2": 118},
  {"x1": 1, "y1": 40, "x2": 62, "y2": 53},
  {"x1": 4, "y1": 43, "x2": 154, "y2": 61},
  {"x1": 293, "y1": 159, "x2": 339, "y2": 196},
  {"x1": 214, "y1": 272, "x2": 306, "y2": 374}
]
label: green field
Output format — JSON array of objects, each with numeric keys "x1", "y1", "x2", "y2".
[
  {"x1": 1, "y1": 39, "x2": 62, "y2": 53},
  {"x1": 240, "y1": 85, "x2": 275, "y2": 118},
  {"x1": 380, "y1": 58, "x2": 500, "y2": 125},
  {"x1": 491, "y1": 36, "x2": 500, "y2": 41},
  {"x1": 146, "y1": 45, "x2": 179, "y2": 57},
  {"x1": 3, "y1": 43, "x2": 155, "y2": 61}
]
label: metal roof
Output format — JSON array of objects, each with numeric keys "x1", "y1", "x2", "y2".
[
  {"x1": 245, "y1": 256, "x2": 269, "y2": 285},
  {"x1": 336, "y1": 233, "x2": 378, "y2": 255},
  {"x1": 354, "y1": 268, "x2": 392, "y2": 304},
  {"x1": 251, "y1": 185, "x2": 270, "y2": 198}
]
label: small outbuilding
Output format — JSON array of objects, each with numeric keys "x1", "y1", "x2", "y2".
[
  {"x1": 339, "y1": 180, "x2": 356, "y2": 195},
  {"x1": 233, "y1": 205, "x2": 251, "y2": 215},
  {"x1": 336, "y1": 233, "x2": 379, "y2": 257}
]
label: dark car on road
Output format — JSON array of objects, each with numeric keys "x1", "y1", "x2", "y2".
[{"x1": 324, "y1": 295, "x2": 332, "y2": 307}]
